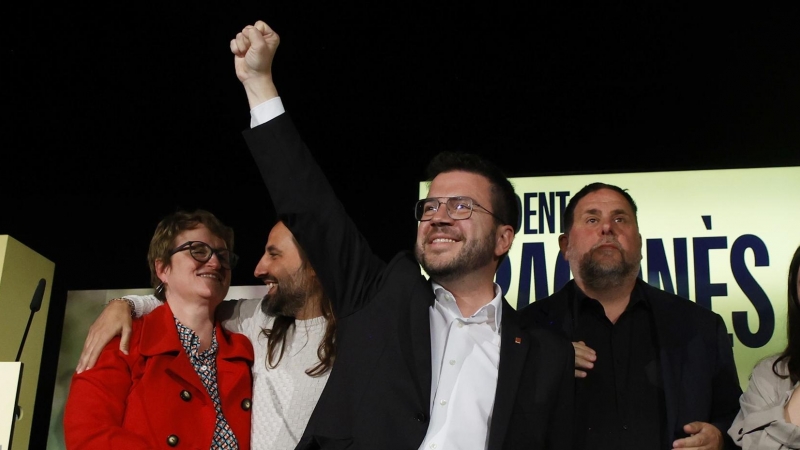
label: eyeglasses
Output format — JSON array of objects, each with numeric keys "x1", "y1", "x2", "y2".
[
  {"x1": 415, "y1": 196, "x2": 502, "y2": 222},
  {"x1": 168, "y1": 241, "x2": 239, "y2": 270}
]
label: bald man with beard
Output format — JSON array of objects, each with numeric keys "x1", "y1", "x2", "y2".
[{"x1": 521, "y1": 182, "x2": 742, "y2": 450}]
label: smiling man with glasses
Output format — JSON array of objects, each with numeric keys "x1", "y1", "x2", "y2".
[
  {"x1": 227, "y1": 20, "x2": 577, "y2": 450},
  {"x1": 415, "y1": 196, "x2": 504, "y2": 223}
]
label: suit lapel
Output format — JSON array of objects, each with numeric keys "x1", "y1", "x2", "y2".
[
  {"x1": 488, "y1": 301, "x2": 528, "y2": 450},
  {"x1": 407, "y1": 275, "x2": 434, "y2": 409},
  {"x1": 525, "y1": 282, "x2": 576, "y2": 338}
]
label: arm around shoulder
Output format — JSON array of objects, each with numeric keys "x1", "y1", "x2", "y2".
[
  {"x1": 729, "y1": 356, "x2": 800, "y2": 449},
  {"x1": 215, "y1": 298, "x2": 261, "y2": 334},
  {"x1": 121, "y1": 294, "x2": 161, "y2": 318},
  {"x1": 75, "y1": 298, "x2": 139, "y2": 373}
]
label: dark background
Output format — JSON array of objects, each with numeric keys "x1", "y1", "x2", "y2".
[{"x1": 5, "y1": 3, "x2": 800, "y2": 446}]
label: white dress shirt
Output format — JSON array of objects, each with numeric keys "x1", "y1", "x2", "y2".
[{"x1": 420, "y1": 282, "x2": 503, "y2": 450}]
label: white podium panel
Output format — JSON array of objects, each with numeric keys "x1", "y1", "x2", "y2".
[{"x1": 0, "y1": 362, "x2": 23, "y2": 450}]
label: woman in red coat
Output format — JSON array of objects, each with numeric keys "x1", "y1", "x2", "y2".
[{"x1": 64, "y1": 209, "x2": 254, "y2": 449}]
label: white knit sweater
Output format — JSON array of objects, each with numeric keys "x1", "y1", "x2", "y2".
[{"x1": 128, "y1": 295, "x2": 330, "y2": 450}]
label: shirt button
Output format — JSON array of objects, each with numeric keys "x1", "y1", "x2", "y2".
[
  {"x1": 200, "y1": 365, "x2": 208, "y2": 371},
  {"x1": 457, "y1": 322, "x2": 464, "y2": 328},
  {"x1": 449, "y1": 359, "x2": 456, "y2": 365},
  {"x1": 430, "y1": 444, "x2": 438, "y2": 449},
  {"x1": 440, "y1": 399, "x2": 447, "y2": 406}
]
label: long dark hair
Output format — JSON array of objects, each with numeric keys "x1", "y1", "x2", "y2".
[
  {"x1": 773, "y1": 244, "x2": 800, "y2": 382},
  {"x1": 262, "y1": 231, "x2": 336, "y2": 377}
]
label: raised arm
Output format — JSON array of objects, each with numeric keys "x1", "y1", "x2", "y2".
[
  {"x1": 230, "y1": 20, "x2": 279, "y2": 110},
  {"x1": 76, "y1": 295, "x2": 250, "y2": 372},
  {"x1": 234, "y1": 20, "x2": 386, "y2": 317}
]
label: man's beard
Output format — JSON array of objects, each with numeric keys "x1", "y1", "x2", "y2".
[
  {"x1": 263, "y1": 269, "x2": 312, "y2": 317},
  {"x1": 415, "y1": 227, "x2": 497, "y2": 282},
  {"x1": 577, "y1": 245, "x2": 640, "y2": 291}
]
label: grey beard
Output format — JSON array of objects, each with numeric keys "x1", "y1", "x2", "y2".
[{"x1": 579, "y1": 253, "x2": 639, "y2": 291}]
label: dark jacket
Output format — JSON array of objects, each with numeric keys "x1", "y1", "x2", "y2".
[
  {"x1": 243, "y1": 113, "x2": 576, "y2": 450},
  {"x1": 521, "y1": 278, "x2": 743, "y2": 449}
]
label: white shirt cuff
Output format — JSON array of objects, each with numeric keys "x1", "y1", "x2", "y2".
[{"x1": 250, "y1": 97, "x2": 285, "y2": 128}]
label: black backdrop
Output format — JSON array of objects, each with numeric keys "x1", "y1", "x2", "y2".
[{"x1": 5, "y1": 3, "x2": 800, "y2": 447}]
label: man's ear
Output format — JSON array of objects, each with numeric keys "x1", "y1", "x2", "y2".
[
  {"x1": 558, "y1": 234, "x2": 569, "y2": 260},
  {"x1": 636, "y1": 232, "x2": 644, "y2": 259},
  {"x1": 494, "y1": 225, "x2": 515, "y2": 257}
]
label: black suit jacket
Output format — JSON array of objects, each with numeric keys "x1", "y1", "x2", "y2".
[
  {"x1": 521, "y1": 279, "x2": 743, "y2": 450},
  {"x1": 243, "y1": 113, "x2": 575, "y2": 450}
]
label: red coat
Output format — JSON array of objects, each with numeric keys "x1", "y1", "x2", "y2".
[{"x1": 64, "y1": 302, "x2": 254, "y2": 449}]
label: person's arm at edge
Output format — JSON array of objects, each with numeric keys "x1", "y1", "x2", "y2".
[{"x1": 728, "y1": 357, "x2": 800, "y2": 449}]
